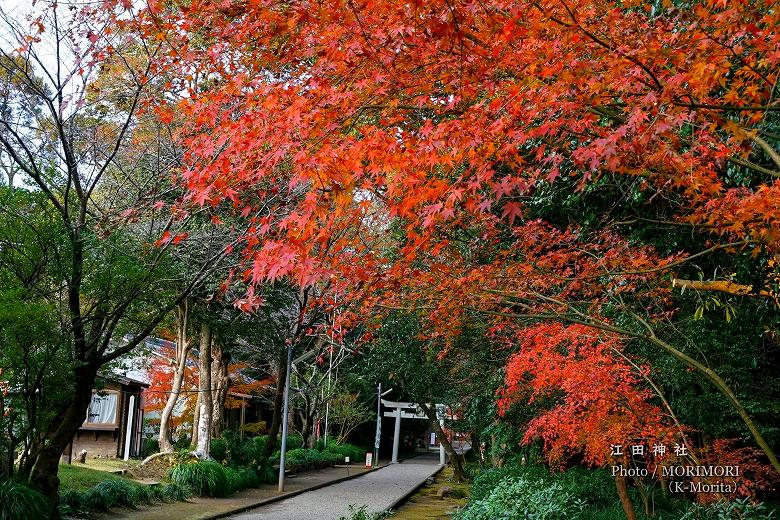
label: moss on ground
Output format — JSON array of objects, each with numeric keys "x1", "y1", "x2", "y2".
[{"x1": 391, "y1": 466, "x2": 470, "y2": 519}]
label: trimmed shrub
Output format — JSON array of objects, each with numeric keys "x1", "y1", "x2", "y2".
[
  {"x1": 323, "y1": 443, "x2": 366, "y2": 463},
  {"x1": 0, "y1": 479, "x2": 48, "y2": 520}
]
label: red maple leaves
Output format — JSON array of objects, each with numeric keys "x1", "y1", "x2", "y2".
[{"x1": 497, "y1": 323, "x2": 676, "y2": 467}]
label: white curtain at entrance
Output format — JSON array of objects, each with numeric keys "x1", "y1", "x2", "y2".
[{"x1": 87, "y1": 392, "x2": 117, "y2": 424}]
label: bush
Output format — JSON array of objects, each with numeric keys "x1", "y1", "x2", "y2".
[
  {"x1": 169, "y1": 460, "x2": 263, "y2": 498},
  {"x1": 240, "y1": 421, "x2": 268, "y2": 435},
  {"x1": 211, "y1": 431, "x2": 270, "y2": 467},
  {"x1": 142, "y1": 437, "x2": 160, "y2": 458},
  {"x1": 211, "y1": 437, "x2": 230, "y2": 464},
  {"x1": 255, "y1": 460, "x2": 276, "y2": 484},
  {"x1": 468, "y1": 464, "x2": 615, "y2": 508},
  {"x1": 469, "y1": 464, "x2": 548, "y2": 502},
  {"x1": 323, "y1": 443, "x2": 366, "y2": 463},
  {"x1": 84, "y1": 479, "x2": 138, "y2": 510},
  {"x1": 285, "y1": 448, "x2": 314, "y2": 466},
  {"x1": 554, "y1": 467, "x2": 615, "y2": 508},
  {"x1": 680, "y1": 498, "x2": 777, "y2": 520},
  {"x1": 250, "y1": 435, "x2": 268, "y2": 455},
  {"x1": 455, "y1": 477, "x2": 580, "y2": 520},
  {"x1": 161, "y1": 482, "x2": 191, "y2": 502},
  {"x1": 286, "y1": 433, "x2": 304, "y2": 450},
  {"x1": 170, "y1": 461, "x2": 232, "y2": 498},
  {"x1": 0, "y1": 479, "x2": 48, "y2": 520},
  {"x1": 58, "y1": 480, "x2": 190, "y2": 516}
]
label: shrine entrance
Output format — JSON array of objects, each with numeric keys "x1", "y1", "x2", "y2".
[{"x1": 381, "y1": 399, "x2": 447, "y2": 465}]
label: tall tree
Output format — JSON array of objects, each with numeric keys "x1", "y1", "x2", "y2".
[
  {"x1": 158, "y1": 299, "x2": 193, "y2": 453},
  {"x1": 0, "y1": 3, "x2": 235, "y2": 512}
]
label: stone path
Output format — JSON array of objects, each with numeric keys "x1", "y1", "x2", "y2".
[
  {"x1": 103, "y1": 465, "x2": 373, "y2": 520},
  {"x1": 228, "y1": 452, "x2": 442, "y2": 520}
]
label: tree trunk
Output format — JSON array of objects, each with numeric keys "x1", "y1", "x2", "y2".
[
  {"x1": 418, "y1": 402, "x2": 466, "y2": 482},
  {"x1": 194, "y1": 322, "x2": 212, "y2": 458},
  {"x1": 191, "y1": 388, "x2": 201, "y2": 448},
  {"x1": 615, "y1": 476, "x2": 638, "y2": 520},
  {"x1": 30, "y1": 366, "x2": 97, "y2": 518},
  {"x1": 298, "y1": 393, "x2": 313, "y2": 448},
  {"x1": 300, "y1": 410, "x2": 312, "y2": 448},
  {"x1": 262, "y1": 349, "x2": 287, "y2": 459},
  {"x1": 210, "y1": 341, "x2": 230, "y2": 438},
  {"x1": 159, "y1": 300, "x2": 191, "y2": 453},
  {"x1": 0, "y1": 390, "x2": 9, "y2": 479}
]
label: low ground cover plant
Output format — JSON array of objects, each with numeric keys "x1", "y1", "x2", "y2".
[
  {"x1": 0, "y1": 478, "x2": 49, "y2": 520},
  {"x1": 59, "y1": 478, "x2": 189, "y2": 517}
]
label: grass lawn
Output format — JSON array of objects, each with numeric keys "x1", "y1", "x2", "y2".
[
  {"x1": 59, "y1": 464, "x2": 142, "y2": 492},
  {"x1": 80, "y1": 458, "x2": 141, "y2": 472}
]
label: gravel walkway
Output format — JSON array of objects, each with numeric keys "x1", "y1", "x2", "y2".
[{"x1": 229, "y1": 453, "x2": 442, "y2": 520}]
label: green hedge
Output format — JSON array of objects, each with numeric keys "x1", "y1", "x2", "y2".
[
  {"x1": 270, "y1": 442, "x2": 367, "y2": 470},
  {"x1": 323, "y1": 443, "x2": 366, "y2": 463}
]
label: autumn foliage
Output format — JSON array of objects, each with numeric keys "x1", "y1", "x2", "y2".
[
  {"x1": 497, "y1": 323, "x2": 676, "y2": 467},
  {"x1": 144, "y1": 345, "x2": 199, "y2": 429},
  {"x1": 101, "y1": 0, "x2": 780, "y2": 481}
]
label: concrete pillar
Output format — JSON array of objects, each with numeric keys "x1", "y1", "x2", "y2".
[
  {"x1": 439, "y1": 415, "x2": 446, "y2": 465},
  {"x1": 123, "y1": 395, "x2": 135, "y2": 461},
  {"x1": 391, "y1": 406, "x2": 401, "y2": 463},
  {"x1": 239, "y1": 398, "x2": 246, "y2": 440}
]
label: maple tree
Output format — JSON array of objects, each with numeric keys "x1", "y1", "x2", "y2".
[
  {"x1": 144, "y1": 342, "x2": 199, "y2": 441},
  {"x1": 1, "y1": 0, "x2": 778, "y2": 512},
  {"x1": 116, "y1": 0, "x2": 780, "y2": 479},
  {"x1": 497, "y1": 323, "x2": 676, "y2": 469}
]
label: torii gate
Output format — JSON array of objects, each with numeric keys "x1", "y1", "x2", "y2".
[{"x1": 381, "y1": 399, "x2": 447, "y2": 465}]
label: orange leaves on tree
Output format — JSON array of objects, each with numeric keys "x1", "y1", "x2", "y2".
[
  {"x1": 144, "y1": 345, "x2": 199, "y2": 428},
  {"x1": 498, "y1": 323, "x2": 677, "y2": 467}
]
